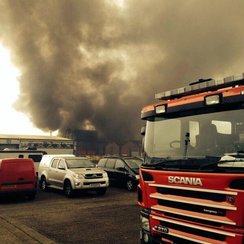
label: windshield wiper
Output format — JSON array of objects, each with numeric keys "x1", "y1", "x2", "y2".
[
  {"x1": 199, "y1": 153, "x2": 244, "y2": 170},
  {"x1": 152, "y1": 160, "x2": 180, "y2": 169},
  {"x1": 144, "y1": 156, "x2": 221, "y2": 170},
  {"x1": 199, "y1": 161, "x2": 225, "y2": 170},
  {"x1": 143, "y1": 157, "x2": 177, "y2": 168},
  {"x1": 149, "y1": 157, "x2": 201, "y2": 169}
]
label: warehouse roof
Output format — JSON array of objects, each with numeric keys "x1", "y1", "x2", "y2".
[{"x1": 0, "y1": 134, "x2": 72, "y2": 141}]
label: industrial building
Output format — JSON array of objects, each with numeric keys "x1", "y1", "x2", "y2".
[
  {"x1": 0, "y1": 131, "x2": 142, "y2": 158},
  {"x1": 0, "y1": 134, "x2": 74, "y2": 154}
]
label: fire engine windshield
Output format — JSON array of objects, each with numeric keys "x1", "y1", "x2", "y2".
[{"x1": 143, "y1": 109, "x2": 244, "y2": 170}]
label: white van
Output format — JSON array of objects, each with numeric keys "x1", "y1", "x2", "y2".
[
  {"x1": 38, "y1": 155, "x2": 109, "y2": 197},
  {"x1": 0, "y1": 150, "x2": 47, "y2": 173}
]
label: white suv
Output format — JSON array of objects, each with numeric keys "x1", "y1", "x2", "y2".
[{"x1": 38, "y1": 155, "x2": 109, "y2": 197}]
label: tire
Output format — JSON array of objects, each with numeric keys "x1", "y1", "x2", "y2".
[
  {"x1": 140, "y1": 230, "x2": 159, "y2": 244},
  {"x1": 126, "y1": 178, "x2": 135, "y2": 191},
  {"x1": 40, "y1": 176, "x2": 48, "y2": 192},
  {"x1": 96, "y1": 188, "x2": 107, "y2": 196},
  {"x1": 64, "y1": 180, "x2": 74, "y2": 198}
]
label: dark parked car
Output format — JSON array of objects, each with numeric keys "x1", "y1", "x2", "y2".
[{"x1": 97, "y1": 156, "x2": 142, "y2": 191}]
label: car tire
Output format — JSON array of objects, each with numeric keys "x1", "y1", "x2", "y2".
[
  {"x1": 96, "y1": 188, "x2": 107, "y2": 195},
  {"x1": 64, "y1": 180, "x2": 74, "y2": 198},
  {"x1": 40, "y1": 176, "x2": 48, "y2": 192},
  {"x1": 126, "y1": 178, "x2": 135, "y2": 191}
]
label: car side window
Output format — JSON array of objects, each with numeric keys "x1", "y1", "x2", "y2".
[
  {"x1": 115, "y1": 160, "x2": 125, "y2": 169},
  {"x1": 98, "y1": 158, "x2": 107, "y2": 167},
  {"x1": 51, "y1": 159, "x2": 59, "y2": 168},
  {"x1": 58, "y1": 159, "x2": 66, "y2": 170},
  {"x1": 105, "y1": 159, "x2": 116, "y2": 169}
]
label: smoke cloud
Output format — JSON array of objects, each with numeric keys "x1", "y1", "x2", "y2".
[{"x1": 0, "y1": 0, "x2": 244, "y2": 143}]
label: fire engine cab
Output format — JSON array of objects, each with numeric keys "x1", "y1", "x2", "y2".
[{"x1": 138, "y1": 73, "x2": 244, "y2": 244}]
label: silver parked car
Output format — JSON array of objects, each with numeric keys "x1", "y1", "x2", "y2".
[{"x1": 38, "y1": 155, "x2": 109, "y2": 197}]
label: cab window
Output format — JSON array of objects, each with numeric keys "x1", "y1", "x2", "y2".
[
  {"x1": 106, "y1": 159, "x2": 116, "y2": 169},
  {"x1": 58, "y1": 159, "x2": 66, "y2": 170},
  {"x1": 51, "y1": 159, "x2": 59, "y2": 168},
  {"x1": 98, "y1": 158, "x2": 107, "y2": 167},
  {"x1": 28, "y1": 154, "x2": 43, "y2": 162},
  {"x1": 115, "y1": 160, "x2": 125, "y2": 169}
]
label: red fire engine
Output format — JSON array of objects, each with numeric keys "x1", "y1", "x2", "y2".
[{"x1": 138, "y1": 73, "x2": 244, "y2": 244}]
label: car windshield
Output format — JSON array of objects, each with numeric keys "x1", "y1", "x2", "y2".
[
  {"x1": 66, "y1": 158, "x2": 95, "y2": 169},
  {"x1": 124, "y1": 158, "x2": 142, "y2": 169},
  {"x1": 143, "y1": 109, "x2": 244, "y2": 169}
]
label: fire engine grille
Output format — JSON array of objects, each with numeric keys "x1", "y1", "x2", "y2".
[
  {"x1": 159, "y1": 218, "x2": 225, "y2": 241},
  {"x1": 84, "y1": 173, "x2": 103, "y2": 179},
  {"x1": 151, "y1": 215, "x2": 236, "y2": 244},
  {"x1": 157, "y1": 186, "x2": 226, "y2": 202},
  {"x1": 149, "y1": 183, "x2": 238, "y2": 232},
  {"x1": 157, "y1": 198, "x2": 226, "y2": 217}
]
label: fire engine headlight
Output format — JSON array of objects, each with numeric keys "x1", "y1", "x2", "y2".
[
  {"x1": 155, "y1": 105, "x2": 166, "y2": 114},
  {"x1": 135, "y1": 175, "x2": 140, "y2": 180},
  {"x1": 205, "y1": 94, "x2": 220, "y2": 105},
  {"x1": 140, "y1": 216, "x2": 150, "y2": 231}
]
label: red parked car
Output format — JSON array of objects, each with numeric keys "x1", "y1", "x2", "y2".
[{"x1": 0, "y1": 158, "x2": 37, "y2": 200}]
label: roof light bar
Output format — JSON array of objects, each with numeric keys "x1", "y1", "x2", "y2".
[
  {"x1": 205, "y1": 94, "x2": 221, "y2": 106},
  {"x1": 155, "y1": 105, "x2": 166, "y2": 114},
  {"x1": 155, "y1": 73, "x2": 244, "y2": 100}
]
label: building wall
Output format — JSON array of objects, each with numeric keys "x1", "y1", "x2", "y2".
[
  {"x1": 0, "y1": 135, "x2": 74, "y2": 154},
  {"x1": 104, "y1": 141, "x2": 141, "y2": 156},
  {"x1": 0, "y1": 134, "x2": 142, "y2": 157},
  {"x1": 105, "y1": 142, "x2": 120, "y2": 155}
]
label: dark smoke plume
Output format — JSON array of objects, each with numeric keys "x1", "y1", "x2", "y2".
[{"x1": 0, "y1": 0, "x2": 244, "y2": 143}]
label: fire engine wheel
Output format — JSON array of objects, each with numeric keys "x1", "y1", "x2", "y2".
[
  {"x1": 64, "y1": 180, "x2": 74, "y2": 198},
  {"x1": 126, "y1": 178, "x2": 135, "y2": 191},
  {"x1": 40, "y1": 176, "x2": 48, "y2": 192}
]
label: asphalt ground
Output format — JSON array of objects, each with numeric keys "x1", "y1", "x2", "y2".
[
  {"x1": 0, "y1": 214, "x2": 55, "y2": 243},
  {"x1": 0, "y1": 187, "x2": 140, "y2": 244}
]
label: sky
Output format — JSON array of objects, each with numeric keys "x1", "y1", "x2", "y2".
[
  {"x1": 0, "y1": 43, "x2": 54, "y2": 135},
  {"x1": 0, "y1": 0, "x2": 244, "y2": 142}
]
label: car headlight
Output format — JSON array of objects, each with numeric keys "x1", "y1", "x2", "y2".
[
  {"x1": 103, "y1": 172, "x2": 108, "y2": 178},
  {"x1": 74, "y1": 174, "x2": 84, "y2": 179},
  {"x1": 140, "y1": 216, "x2": 150, "y2": 231}
]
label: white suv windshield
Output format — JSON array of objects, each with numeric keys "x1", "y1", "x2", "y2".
[
  {"x1": 144, "y1": 109, "x2": 244, "y2": 160},
  {"x1": 66, "y1": 158, "x2": 95, "y2": 168}
]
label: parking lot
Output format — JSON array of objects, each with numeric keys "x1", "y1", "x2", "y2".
[{"x1": 0, "y1": 187, "x2": 141, "y2": 244}]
